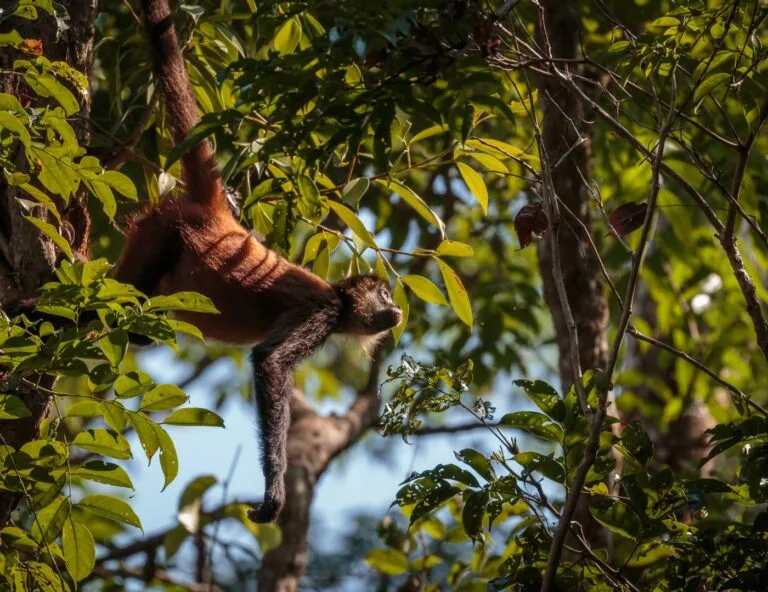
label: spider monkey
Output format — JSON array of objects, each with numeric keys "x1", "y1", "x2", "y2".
[{"x1": 6, "y1": 0, "x2": 402, "y2": 524}]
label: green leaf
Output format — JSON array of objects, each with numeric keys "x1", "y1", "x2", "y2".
[
  {"x1": 78, "y1": 494, "x2": 142, "y2": 530},
  {"x1": 462, "y1": 489, "x2": 489, "y2": 542},
  {"x1": 163, "y1": 524, "x2": 189, "y2": 560},
  {"x1": 296, "y1": 174, "x2": 321, "y2": 209},
  {"x1": 456, "y1": 162, "x2": 488, "y2": 213},
  {"x1": 24, "y1": 216, "x2": 72, "y2": 261},
  {"x1": 436, "y1": 240, "x2": 473, "y2": 258},
  {"x1": 72, "y1": 429, "x2": 132, "y2": 460},
  {"x1": 382, "y1": 180, "x2": 446, "y2": 238},
  {"x1": 694, "y1": 73, "x2": 730, "y2": 104},
  {"x1": 341, "y1": 177, "x2": 369, "y2": 207},
  {"x1": 31, "y1": 496, "x2": 70, "y2": 543},
  {"x1": 0, "y1": 92, "x2": 27, "y2": 115},
  {"x1": 0, "y1": 111, "x2": 31, "y2": 146},
  {"x1": 466, "y1": 138, "x2": 524, "y2": 160},
  {"x1": 274, "y1": 17, "x2": 301, "y2": 55},
  {"x1": 98, "y1": 330, "x2": 128, "y2": 367},
  {"x1": 499, "y1": 411, "x2": 563, "y2": 442},
  {"x1": 365, "y1": 548, "x2": 409, "y2": 576},
  {"x1": 147, "y1": 292, "x2": 218, "y2": 314},
  {"x1": 1, "y1": 526, "x2": 40, "y2": 553},
  {"x1": 19, "y1": 183, "x2": 60, "y2": 220},
  {"x1": 26, "y1": 72, "x2": 79, "y2": 116},
  {"x1": 455, "y1": 449, "x2": 494, "y2": 481},
  {"x1": 85, "y1": 178, "x2": 117, "y2": 218},
  {"x1": 410, "y1": 124, "x2": 447, "y2": 144},
  {"x1": 102, "y1": 402, "x2": 128, "y2": 433},
  {"x1": 514, "y1": 379, "x2": 566, "y2": 422},
  {"x1": 154, "y1": 423, "x2": 179, "y2": 490},
  {"x1": 62, "y1": 517, "x2": 95, "y2": 582},
  {"x1": 0, "y1": 394, "x2": 31, "y2": 419},
  {"x1": 100, "y1": 171, "x2": 137, "y2": 200},
  {"x1": 140, "y1": 384, "x2": 188, "y2": 412},
  {"x1": 178, "y1": 475, "x2": 217, "y2": 511},
  {"x1": 127, "y1": 411, "x2": 160, "y2": 461},
  {"x1": 391, "y1": 280, "x2": 409, "y2": 345},
  {"x1": 401, "y1": 275, "x2": 448, "y2": 306},
  {"x1": 328, "y1": 201, "x2": 376, "y2": 248},
  {"x1": 65, "y1": 399, "x2": 103, "y2": 418},
  {"x1": 647, "y1": 16, "x2": 680, "y2": 29},
  {"x1": 410, "y1": 483, "x2": 460, "y2": 524},
  {"x1": 589, "y1": 499, "x2": 641, "y2": 540},
  {"x1": 436, "y1": 259, "x2": 472, "y2": 327},
  {"x1": 114, "y1": 371, "x2": 155, "y2": 399},
  {"x1": 617, "y1": 420, "x2": 653, "y2": 465},
  {"x1": 72, "y1": 461, "x2": 133, "y2": 489},
  {"x1": 163, "y1": 407, "x2": 225, "y2": 427}
]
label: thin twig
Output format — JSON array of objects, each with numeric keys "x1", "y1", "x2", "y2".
[
  {"x1": 627, "y1": 326, "x2": 768, "y2": 418},
  {"x1": 541, "y1": 60, "x2": 678, "y2": 592}
]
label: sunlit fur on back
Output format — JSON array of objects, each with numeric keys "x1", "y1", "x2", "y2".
[{"x1": 113, "y1": 0, "x2": 403, "y2": 525}]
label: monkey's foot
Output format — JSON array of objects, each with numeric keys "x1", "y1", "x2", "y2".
[{"x1": 247, "y1": 501, "x2": 281, "y2": 523}]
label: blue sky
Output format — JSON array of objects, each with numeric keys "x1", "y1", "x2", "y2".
[{"x1": 112, "y1": 345, "x2": 514, "y2": 587}]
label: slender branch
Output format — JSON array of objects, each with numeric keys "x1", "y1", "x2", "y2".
[
  {"x1": 541, "y1": 61, "x2": 677, "y2": 592},
  {"x1": 723, "y1": 98, "x2": 768, "y2": 241},
  {"x1": 414, "y1": 421, "x2": 492, "y2": 436},
  {"x1": 628, "y1": 326, "x2": 768, "y2": 417}
]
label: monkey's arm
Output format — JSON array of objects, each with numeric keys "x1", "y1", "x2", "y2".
[{"x1": 247, "y1": 305, "x2": 339, "y2": 523}]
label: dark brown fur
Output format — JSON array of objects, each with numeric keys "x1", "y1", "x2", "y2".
[{"x1": 118, "y1": 0, "x2": 402, "y2": 523}]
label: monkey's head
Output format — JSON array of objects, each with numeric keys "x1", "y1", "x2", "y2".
[{"x1": 333, "y1": 275, "x2": 402, "y2": 348}]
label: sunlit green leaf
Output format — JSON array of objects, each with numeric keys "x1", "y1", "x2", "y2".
[{"x1": 78, "y1": 494, "x2": 142, "y2": 530}]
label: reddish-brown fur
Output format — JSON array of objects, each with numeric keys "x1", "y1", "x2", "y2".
[{"x1": 120, "y1": 0, "x2": 401, "y2": 524}]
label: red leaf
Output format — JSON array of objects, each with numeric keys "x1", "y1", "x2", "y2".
[
  {"x1": 608, "y1": 202, "x2": 648, "y2": 236},
  {"x1": 514, "y1": 203, "x2": 548, "y2": 248}
]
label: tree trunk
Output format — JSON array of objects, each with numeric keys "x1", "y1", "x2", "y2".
[
  {"x1": 0, "y1": 0, "x2": 97, "y2": 528},
  {"x1": 535, "y1": 0, "x2": 610, "y2": 550}
]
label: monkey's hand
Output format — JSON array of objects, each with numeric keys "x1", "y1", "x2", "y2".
[{"x1": 247, "y1": 498, "x2": 283, "y2": 524}]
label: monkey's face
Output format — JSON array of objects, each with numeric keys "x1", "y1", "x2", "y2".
[{"x1": 334, "y1": 275, "x2": 402, "y2": 336}]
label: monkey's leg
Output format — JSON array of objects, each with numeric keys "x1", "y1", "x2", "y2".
[
  {"x1": 247, "y1": 306, "x2": 339, "y2": 523},
  {"x1": 113, "y1": 211, "x2": 182, "y2": 296}
]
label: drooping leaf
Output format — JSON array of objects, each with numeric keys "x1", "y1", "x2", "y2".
[
  {"x1": 499, "y1": 411, "x2": 563, "y2": 443},
  {"x1": 72, "y1": 461, "x2": 133, "y2": 489},
  {"x1": 62, "y1": 517, "x2": 95, "y2": 582},
  {"x1": 436, "y1": 240, "x2": 474, "y2": 258},
  {"x1": 163, "y1": 407, "x2": 225, "y2": 427},
  {"x1": 274, "y1": 17, "x2": 301, "y2": 55},
  {"x1": 139, "y1": 384, "x2": 188, "y2": 412},
  {"x1": 328, "y1": 201, "x2": 376, "y2": 248},
  {"x1": 456, "y1": 162, "x2": 488, "y2": 213},
  {"x1": 154, "y1": 423, "x2": 179, "y2": 490},
  {"x1": 0, "y1": 394, "x2": 32, "y2": 419},
  {"x1": 608, "y1": 202, "x2": 648, "y2": 236},
  {"x1": 365, "y1": 548, "x2": 409, "y2": 576},
  {"x1": 436, "y1": 259, "x2": 472, "y2": 327},
  {"x1": 78, "y1": 494, "x2": 142, "y2": 530},
  {"x1": 462, "y1": 489, "x2": 489, "y2": 542},
  {"x1": 72, "y1": 429, "x2": 132, "y2": 460},
  {"x1": 341, "y1": 177, "x2": 370, "y2": 207},
  {"x1": 402, "y1": 275, "x2": 448, "y2": 306},
  {"x1": 514, "y1": 202, "x2": 548, "y2": 248}
]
